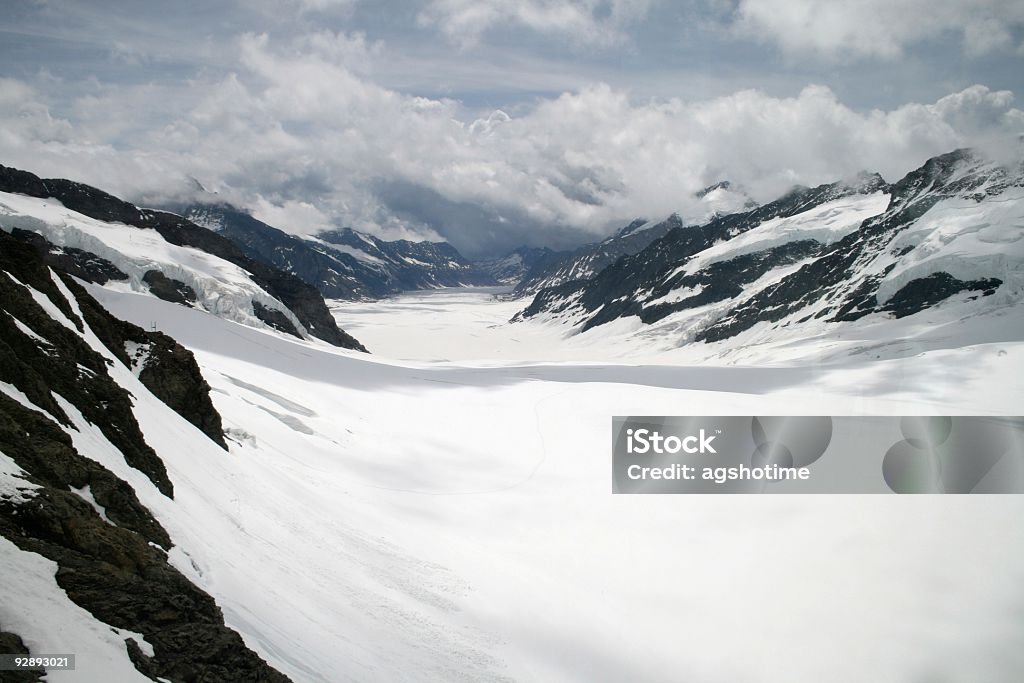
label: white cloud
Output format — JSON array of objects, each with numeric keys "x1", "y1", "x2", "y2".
[
  {"x1": 251, "y1": 197, "x2": 332, "y2": 233},
  {"x1": 732, "y1": 0, "x2": 1024, "y2": 60},
  {"x1": 1, "y1": 34, "x2": 1022, "y2": 256},
  {"x1": 417, "y1": 0, "x2": 657, "y2": 48}
]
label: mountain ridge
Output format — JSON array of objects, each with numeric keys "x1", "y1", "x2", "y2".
[
  {"x1": 0, "y1": 165, "x2": 367, "y2": 351},
  {"x1": 515, "y1": 148, "x2": 1024, "y2": 353},
  {"x1": 512, "y1": 181, "x2": 758, "y2": 296},
  {"x1": 181, "y1": 201, "x2": 496, "y2": 300}
]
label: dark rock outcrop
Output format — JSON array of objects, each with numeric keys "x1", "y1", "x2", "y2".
[
  {"x1": 0, "y1": 230, "x2": 290, "y2": 682},
  {"x1": 881, "y1": 272, "x2": 1001, "y2": 319},
  {"x1": 142, "y1": 270, "x2": 197, "y2": 306},
  {"x1": 514, "y1": 182, "x2": 757, "y2": 297},
  {"x1": 629, "y1": 240, "x2": 822, "y2": 328},
  {"x1": 0, "y1": 397, "x2": 290, "y2": 682},
  {"x1": 64, "y1": 278, "x2": 228, "y2": 450},
  {"x1": 0, "y1": 231, "x2": 173, "y2": 497},
  {"x1": 513, "y1": 215, "x2": 683, "y2": 297},
  {"x1": 252, "y1": 301, "x2": 302, "y2": 339},
  {"x1": 0, "y1": 632, "x2": 43, "y2": 683},
  {"x1": 11, "y1": 228, "x2": 128, "y2": 285}
]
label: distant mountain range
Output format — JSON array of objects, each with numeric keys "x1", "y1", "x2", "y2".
[
  {"x1": 515, "y1": 148, "x2": 1023, "y2": 348},
  {"x1": 476, "y1": 245, "x2": 571, "y2": 286},
  {"x1": 512, "y1": 181, "x2": 757, "y2": 296},
  {"x1": 180, "y1": 202, "x2": 495, "y2": 300},
  {"x1": 4, "y1": 145, "x2": 1021, "y2": 360}
]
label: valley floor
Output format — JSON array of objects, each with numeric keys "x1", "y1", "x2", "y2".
[{"x1": 82, "y1": 286, "x2": 1024, "y2": 682}]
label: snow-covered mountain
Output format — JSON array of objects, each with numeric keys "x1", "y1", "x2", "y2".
[
  {"x1": 475, "y1": 245, "x2": 571, "y2": 286},
  {"x1": 517, "y1": 149, "x2": 1023, "y2": 351},
  {"x1": 513, "y1": 181, "x2": 757, "y2": 296},
  {"x1": 181, "y1": 202, "x2": 496, "y2": 300},
  {"x1": 0, "y1": 166, "x2": 366, "y2": 351},
  {"x1": 0, "y1": 231, "x2": 289, "y2": 681}
]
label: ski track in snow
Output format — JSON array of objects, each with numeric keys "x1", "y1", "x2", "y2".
[{"x1": 53, "y1": 284, "x2": 1023, "y2": 683}]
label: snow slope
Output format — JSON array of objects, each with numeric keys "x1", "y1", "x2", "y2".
[
  {"x1": 680, "y1": 191, "x2": 890, "y2": 275},
  {"x1": 67, "y1": 284, "x2": 1024, "y2": 683},
  {"x1": 517, "y1": 150, "x2": 1024, "y2": 369},
  {"x1": 872, "y1": 186, "x2": 1024, "y2": 303},
  {"x1": 0, "y1": 536, "x2": 154, "y2": 682},
  {"x1": 0, "y1": 190, "x2": 313, "y2": 339},
  {"x1": 182, "y1": 201, "x2": 495, "y2": 300}
]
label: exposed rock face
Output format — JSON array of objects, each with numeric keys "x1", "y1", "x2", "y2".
[
  {"x1": 0, "y1": 397, "x2": 290, "y2": 682},
  {"x1": 252, "y1": 300, "x2": 302, "y2": 339},
  {"x1": 0, "y1": 632, "x2": 44, "y2": 683},
  {"x1": 629, "y1": 240, "x2": 822, "y2": 328},
  {"x1": 182, "y1": 202, "x2": 496, "y2": 300},
  {"x1": 881, "y1": 272, "x2": 1001, "y2": 319},
  {"x1": 0, "y1": 230, "x2": 290, "y2": 682},
  {"x1": 0, "y1": 232, "x2": 173, "y2": 497},
  {"x1": 0, "y1": 164, "x2": 365, "y2": 351},
  {"x1": 11, "y1": 228, "x2": 128, "y2": 285},
  {"x1": 5, "y1": 228, "x2": 228, "y2": 449},
  {"x1": 142, "y1": 270, "x2": 197, "y2": 306}
]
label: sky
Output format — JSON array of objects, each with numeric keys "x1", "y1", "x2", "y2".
[{"x1": 1, "y1": 0, "x2": 1023, "y2": 257}]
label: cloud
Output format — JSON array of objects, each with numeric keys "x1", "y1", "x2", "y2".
[
  {"x1": 251, "y1": 197, "x2": 333, "y2": 233},
  {"x1": 417, "y1": 0, "x2": 657, "y2": 48},
  {"x1": 732, "y1": 0, "x2": 1024, "y2": 60},
  {"x1": 1, "y1": 34, "x2": 1022, "y2": 257}
]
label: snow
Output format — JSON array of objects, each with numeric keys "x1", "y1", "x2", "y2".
[
  {"x1": 5, "y1": 311, "x2": 52, "y2": 349},
  {"x1": 873, "y1": 188, "x2": 1024, "y2": 304},
  {"x1": 0, "y1": 449, "x2": 40, "y2": 503},
  {"x1": 0, "y1": 536, "x2": 153, "y2": 681},
  {"x1": 77, "y1": 283, "x2": 1024, "y2": 683},
  {"x1": 4, "y1": 272, "x2": 82, "y2": 333},
  {"x1": 613, "y1": 219, "x2": 652, "y2": 236},
  {"x1": 643, "y1": 284, "x2": 704, "y2": 308},
  {"x1": 69, "y1": 484, "x2": 115, "y2": 525},
  {"x1": 123, "y1": 340, "x2": 152, "y2": 376},
  {"x1": 305, "y1": 237, "x2": 387, "y2": 265},
  {"x1": 0, "y1": 380, "x2": 63, "y2": 426},
  {"x1": 679, "y1": 191, "x2": 890, "y2": 276},
  {"x1": 0, "y1": 191, "x2": 311, "y2": 340}
]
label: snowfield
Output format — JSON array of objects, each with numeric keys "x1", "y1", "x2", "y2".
[
  {"x1": 678, "y1": 191, "x2": 890, "y2": 276},
  {"x1": 0, "y1": 190, "x2": 313, "y2": 339},
  {"x1": 21, "y1": 283, "x2": 1011, "y2": 683}
]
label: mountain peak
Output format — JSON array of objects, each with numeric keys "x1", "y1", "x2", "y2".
[
  {"x1": 613, "y1": 218, "x2": 652, "y2": 238},
  {"x1": 695, "y1": 181, "x2": 733, "y2": 198}
]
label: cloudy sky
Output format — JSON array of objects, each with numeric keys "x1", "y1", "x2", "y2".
[{"x1": 1, "y1": 0, "x2": 1023, "y2": 256}]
